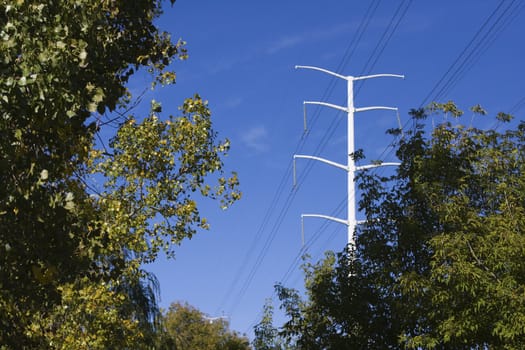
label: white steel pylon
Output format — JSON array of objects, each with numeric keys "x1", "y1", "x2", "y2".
[{"x1": 293, "y1": 65, "x2": 403, "y2": 249}]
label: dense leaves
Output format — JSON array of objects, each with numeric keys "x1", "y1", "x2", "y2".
[
  {"x1": 261, "y1": 103, "x2": 525, "y2": 349},
  {"x1": 158, "y1": 302, "x2": 250, "y2": 350},
  {"x1": 394, "y1": 106, "x2": 525, "y2": 348},
  {"x1": 90, "y1": 96, "x2": 240, "y2": 266},
  {"x1": 0, "y1": 0, "x2": 239, "y2": 348}
]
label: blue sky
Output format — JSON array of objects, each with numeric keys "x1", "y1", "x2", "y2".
[{"x1": 140, "y1": 0, "x2": 525, "y2": 337}]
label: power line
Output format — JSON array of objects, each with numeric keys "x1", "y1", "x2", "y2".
[
  {"x1": 242, "y1": 0, "x2": 524, "y2": 335},
  {"x1": 432, "y1": 0, "x2": 521, "y2": 103},
  {"x1": 377, "y1": 0, "x2": 525, "y2": 173},
  {"x1": 215, "y1": 1, "x2": 384, "y2": 317},
  {"x1": 356, "y1": 0, "x2": 412, "y2": 95},
  {"x1": 419, "y1": 0, "x2": 523, "y2": 107},
  {"x1": 487, "y1": 93, "x2": 525, "y2": 132},
  {"x1": 280, "y1": 196, "x2": 347, "y2": 285},
  {"x1": 509, "y1": 95, "x2": 525, "y2": 115},
  {"x1": 215, "y1": 161, "x2": 293, "y2": 314},
  {"x1": 231, "y1": 0, "x2": 411, "y2": 316},
  {"x1": 226, "y1": 184, "x2": 299, "y2": 316},
  {"x1": 448, "y1": 0, "x2": 524, "y2": 102},
  {"x1": 243, "y1": 196, "x2": 347, "y2": 335},
  {"x1": 419, "y1": 0, "x2": 506, "y2": 106},
  {"x1": 281, "y1": 3, "x2": 412, "y2": 296},
  {"x1": 243, "y1": 159, "x2": 391, "y2": 334}
]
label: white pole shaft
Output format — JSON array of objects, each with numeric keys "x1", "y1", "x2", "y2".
[{"x1": 347, "y1": 78, "x2": 355, "y2": 248}]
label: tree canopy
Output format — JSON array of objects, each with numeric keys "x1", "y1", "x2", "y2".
[
  {"x1": 158, "y1": 302, "x2": 251, "y2": 350},
  {"x1": 0, "y1": 0, "x2": 239, "y2": 348},
  {"x1": 258, "y1": 103, "x2": 525, "y2": 349}
]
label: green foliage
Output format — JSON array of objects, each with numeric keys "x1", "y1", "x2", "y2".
[
  {"x1": 266, "y1": 251, "x2": 398, "y2": 350},
  {"x1": 393, "y1": 105, "x2": 525, "y2": 348},
  {"x1": 158, "y1": 302, "x2": 251, "y2": 350},
  {"x1": 253, "y1": 299, "x2": 293, "y2": 350},
  {"x1": 268, "y1": 102, "x2": 525, "y2": 349},
  {"x1": 27, "y1": 278, "x2": 145, "y2": 349},
  {"x1": 89, "y1": 95, "x2": 240, "y2": 266},
  {"x1": 0, "y1": 0, "x2": 239, "y2": 348}
]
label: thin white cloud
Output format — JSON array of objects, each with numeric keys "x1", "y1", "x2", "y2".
[
  {"x1": 223, "y1": 96, "x2": 243, "y2": 109},
  {"x1": 240, "y1": 126, "x2": 269, "y2": 152},
  {"x1": 266, "y1": 35, "x2": 306, "y2": 55},
  {"x1": 208, "y1": 22, "x2": 356, "y2": 74},
  {"x1": 265, "y1": 22, "x2": 354, "y2": 56}
]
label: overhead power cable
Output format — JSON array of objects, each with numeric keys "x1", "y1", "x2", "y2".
[
  {"x1": 286, "y1": 0, "x2": 413, "y2": 286},
  {"x1": 228, "y1": 0, "x2": 413, "y2": 317},
  {"x1": 243, "y1": 196, "x2": 347, "y2": 335},
  {"x1": 215, "y1": 0, "x2": 383, "y2": 317},
  {"x1": 243, "y1": 0, "x2": 524, "y2": 335},
  {"x1": 419, "y1": 0, "x2": 523, "y2": 107},
  {"x1": 356, "y1": 0, "x2": 412, "y2": 95},
  {"x1": 378, "y1": 0, "x2": 524, "y2": 172},
  {"x1": 295, "y1": 0, "x2": 412, "y2": 197},
  {"x1": 225, "y1": 0, "x2": 412, "y2": 322},
  {"x1": 432, "y1": 0, "x2": 522, "y2": 103},
  {"x1": 509, "y1": 95, "x2": 525, "y2": 115}
]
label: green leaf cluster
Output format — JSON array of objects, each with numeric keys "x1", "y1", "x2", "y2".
[{"x1": 90, "y1": 95, "x2": 241, "y2": 265}]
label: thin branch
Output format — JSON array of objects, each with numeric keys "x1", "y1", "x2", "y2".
[{"x1": 466, "y1": 240, "x2": 499, "y2": 282}]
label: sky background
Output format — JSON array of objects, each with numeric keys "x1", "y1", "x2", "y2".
[{"x1": 135, "y1": 0, "x2": 525, "y2": 338}]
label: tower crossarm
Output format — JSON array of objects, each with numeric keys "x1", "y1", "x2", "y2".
[
  {"x1": 355, "y1": 162, "x2": 400, "y2": 171},
  {"x1": 355, "y1": 106, "x2": 398, "y2": 113},
  {"x1": 304, "y1": 101, "x2": 348, "y2": 113},
  {"x1": 293, "y1": 155, "x2": 348, "y2": 187},
  {"x1": 301, "y1": 213, "x2": 349, "y2": 246}
]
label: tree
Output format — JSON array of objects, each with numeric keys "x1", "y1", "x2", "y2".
[
  {"x1": 267, "y1": 251, "x2": 398, "y2": 350},
  {"x1": 253, "y1": 299, "x2": 294, "y2": 350},
  {"x1": 392, "y1": 104, "x2": 525, "y2": 348},
  {"x1": 266, "y1": 103, "x2": 525, "y2": 349},
  {"x1": 157, "y1": 302, "x2": 251, "y2": 350},
  {"x1": 0, "y1": 0, "x2": 239, "y2": 348}
]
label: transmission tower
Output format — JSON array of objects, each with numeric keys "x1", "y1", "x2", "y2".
[{"x1": 293, "y1": 65, "x2": 403, "y2": 248}]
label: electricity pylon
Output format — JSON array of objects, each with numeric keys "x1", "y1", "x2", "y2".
[{"x1": 293, "y1": 65, "x2": 403, "y2": 249}]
